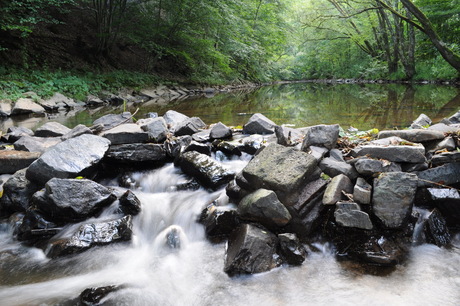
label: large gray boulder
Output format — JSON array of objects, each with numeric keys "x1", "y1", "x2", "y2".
[
  {"x1": 210, "y1": 122, "x2": 232, "y2": 140},
  {"x1": 378, "y1": 129, "x2": 445, "y2": 143},
  {"x1": 13, "y1": 136, "x2": 61, "y2": 153},
  {"x1": 34, "y1": 122, "x2": 71, "y2": 137},
  {"x1": 322, "y1": 174, "x2": 353, "y2": 205},
  {"x1": 46, "y1": 215, "x2": 133, "y2": 258},
  {"x1": 301, "y1": 124, "x2": 340, "y2": 151},
  {"x1": 242, "y1": 144, "x2": 320, "y2": 205},
  {"x1": 334, "y1": 202, "x2": 373, "y2": 230},
  {"x1": 104, "y1": 143, "x2": 167, "y2": 165},
  {"x1": 179, "y1": 151, "x2": 235, "y2": 190},
  {"x1": 0, "y1": 150, "x2": 41, "y2": 174},
  {"x1": 26, "y1": 134, "x2": 111, "y2": 185},
  {"x1": 140, "y1": 117, "x2": 169, "y2": 143},
  {"x1": 174, "y1": 117, "x2": 206, "y2": 136},
  {"x1": 417, "y1": 162, "x2": 460, "y2": 187},
  {"x1": 372, "y1": 172, "x2": 418, "y2": 228},
  {"x1": 33, "y1": 178, "x2": 116, "y2": 222},
  {"x1": 101, "y1": 123, "x2": 149, "y2": 145},
  {"x1": 163, "y1": 110, "x2": 189, "y2": 131},
  {"x1": 0, "y1": 169, "x2": 40, "y2": 213},
  {"x1": 243, "y1": 113, "x2": 277, "y2": 135},
  {"x1": 0, "y1": 101, "x2": 12, "y2": 117},
  {"x1": 238, "y1": 189, "x2": 292, "y2": 229},
  {"x1": 224, "y1": 223, "x2": 278, "y2": 275},
  {"x1": 11, "y1": 98, "x2": 45, "y2": 116}
]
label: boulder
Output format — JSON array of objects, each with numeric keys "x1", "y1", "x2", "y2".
[
  {"x1": 334, "y1": 202, "x2": 373, "y2": 230},
  {"x1": 80, "y1": 285, "x2": 123, "y2": 306},
  {"x1": 163, "y1": 110, "x2": 189, "y2": 131},
  {"x1": 277, "y1": 233, "x2": 306, "y2": 266},
  {"x1": 410, "y1": 113, "x2": 432, "y2": 129},
  {"x1": 238, "y1": 189, "x2": 292, "y2": 229},
  {"x1": 164, "y1": 136, "x2": 192, "y2": 159},
  {"x1": 101, "y1": 124, "x2": 149, "y2": 145},
  {"x1": 183, "y1": 141, "x2": 212, "y2": 156},
  {"x1": 420, "y1": 188, "x2": 460, "y2": 228},
  {"x1": 0, "y1": 101, "x2": 12, "y2": 117},
  {"x1": 372, "y1": 172, "x2": 418, "y2": 228},
  {"x1": 118, "y1": 190, "x2": 141, "y2": 216},
  {"x1": 201, "y1": 205, "x2": 239, "y2": 242},
  {"x1": 92, "y1": 112, "x2": 133, "y2": 131},
  {"x1": 215, "y1": 141, "x2": 241, "y2": 157},
  {"x1": 425, "y1": 209, "x2": 451, "y2": 247},
  {"x1": 13, "y1": 136, "x2": 61, "y2": 153},
  {"x1": 46, "y1": 215, "x2": 133, "y2": 258},
  {"x1": 0, "y1": 150, "x2": 41, "y2": 174},
  {"x1": 42, "y1": 93, "x2": 78, "y2": 109},
  {"x1": 242, "y1": 144, "x2": 320, "y2": 205},
  {"x1": 319, "y1": 157, "x2": 359, "y2": 180},
  {"x1": 86, "y1": 95, "x2": 105, "y2": 107},
  {"x1": 16, "y1": 209, "x2": 60, "y2": 242},
  {"x1": 353, "y1": 158, "x2": 401, "y2": 176},
  {"x1": 243, "y1": 113, "x2": 277, "y2": 135},
  {"x1": 5, "y1": 126, "x2": 34, "y2": 142},
  {"x1": 378, "y1": 129, "x2": 445, "y2": 143},
  {"x1": 26, "y1": 134, "x2": 111, "y2": 185},
  {"x1": 351, "y1": 143, "x2": 426, "y2": 163},
  {"x1": 322, "y1": 174, "x2": 353, "y2": 205},
  {"x1": 174, "y1": 117, "x2": 206, "y2": 136},
  {"x1": 353, "y1": 178, "x2": 372, "y2": 205},
  {"x1": 140, "y1": 117, "x2": 169, "y2": 143},
  {"x1": 301, "y1": 124, "x2": 340, "y2": 151},
  {"x1": 417, "y1": 162, "x2": 460, "y2": 187},
  {"x1": 0, "y1": 169, "x2": 40, "y2": 213},
  {"x1": 33, "y1": 178, "x2": 117, "y2": 222},
  {"x1": 224, "y1": 223, "x2": 278, "y2": 275},
  {"x1": 210, "y1": 122, "x2": 232, "y2": 140},
  {"x1": 179, "y1": 151, "x2": 235, "y2": 190},
  {"x1": 11, "y1": 98, "x2": 45, "y2": 115},
  {"x1": 34, "y1": 122, "x2": 71, "y2": 137},
  {"x1": 61, "y1": 124, "x2": 93, "y2": 141},
  {"x1": 104, "y1": 143, "x2": 167, "y2": 165}
]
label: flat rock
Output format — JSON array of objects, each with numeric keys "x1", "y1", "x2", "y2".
[
  {"x1": 431, "y1": 151, "x2": 460, "y2": 165},
  {"x1": 322, "y1": 174, "x2": 353, "y2": 205},
  {"x1": 61, "y1": 124, "x2": 93, "y2": 140},
  {"x1": 334, "y1": 202, "x2": 373, "y2": 230},
  {"x1": 417, "y1": 162, "x2": 460, "y2": 187},
  {"x1": 105, "y1": 143, "x2": 167, "y2": 165},
  {"x1": 352, "y1": 143, "x2": 426, "y2": 163},
  {"x1": 43, "y1": 92, "x2": 78, "y2": 109},
  {"x1": 34, "y1": 122, "x2": 71, "y2": 137},
  {"x1": 238, "y1": 188, "x2": 292, "y2": 228},
  {"x1": 92, "y1": 112, "x2": 132, "y2": 131},
  {"x1": 13, "y1": 136, "x2": 61, "y2": 153},
  {"x1": 224, "y1": 223, "x2": 278, "y2": 275},
  {"x1": 378, "y1": 129, "x2": 445, "y2": 143},
  {"x1": 46, "y1": 215, "x2": 132, "y2": 258},
  {"x1": 179, "y1": 151, "x2": 235, "y2": 190},
  {"x1": 0, "y1": 150, "x2": 41, "y2": 174},
  {"x1": 354, "y1": 158, "x2": 401, "y2": 176},
  {"x1": 243, "y1": 113, "x2": 277, "y2": 135},
  {"x1": 301, "y1": 124, "x2": 340, "y2": 151},
  {"x1": 5, "y1": 126, "x2": 34, "y2": 142},
  {"x1": 26, "y1": 134, "x2": 111, "y2": 185},
  {"x1": 210, "y1": 122, "x2": 232, "y2": 140},
  {"x1": 372, "y1": 172, "x2": 418, "y2": 228},
  {"x1": 319, "y1": 157, "x2": 359, "y2": 179},
  {"x1": 101, "y1": 124, "x2": 149, "y2": 145},
  {"x1": 11, "y1": 98, "x2": 45, "y2": 116},
  {"x1": 428, "y1": 123, "x2": 460, "y2": 134}
]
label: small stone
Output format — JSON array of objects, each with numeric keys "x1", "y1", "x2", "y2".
[
  {"x1": 353, "y1": 177, "x2": 371, "y2": 204},
  {"x1": 322, "y1": 174, "x2": 353, "y2": 205},
  {"x1": 277, "y1": 233, "x2": 306, "y2": 266},
  {"x1": 410, "y1": 114, "x2": 432, "y2": 129},
  {"x1": 34, "y1": 122, "x2": 71, "y2": 137},
  {"x1": 334, "y1": 202, "x2": 373, "y2": 230}
]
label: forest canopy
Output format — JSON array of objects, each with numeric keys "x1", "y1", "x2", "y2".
[{"x1": 0, "y1": 0, "x2": 459, "y2": 82}]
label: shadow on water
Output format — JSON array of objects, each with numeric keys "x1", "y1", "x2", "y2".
[{"x1": 1, "y1": 83, "x2": 459, "y2": 132}]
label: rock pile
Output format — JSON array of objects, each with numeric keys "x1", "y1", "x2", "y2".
[{"x1": 1, "y1": 108, "x2": 459, "y2": 277}]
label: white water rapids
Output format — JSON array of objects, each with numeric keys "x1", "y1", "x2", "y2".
[{"x1": 1, "y1": 158, "x2": 460, "y2": 306}]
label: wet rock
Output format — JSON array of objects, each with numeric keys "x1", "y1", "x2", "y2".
[
  {"x1": 163, "y1": 110, "x2": 189, "y2": 131},
  {"x1": 301, "y1": 124, "x2": 340, "y2": 151},
  {"x1": 378, "y1": 129, "x2": 445, "y2": 143},
  {"x1": 242, "y1": 143, "x2": 320, "y2": 205},
  {"x1": 421, "y1": 188, "x2": 460, "y2": 228},
  {"x1": 243, "y1": 113, "x2": 277, "y2": 135},
  {"x1": 0, "y1": 101, "x2": 12, "y2": 117},
  {"x1": 174, "y1": 117, "x2": 206, "y2": 136},
  {"x1": 322, "y1": 174, "x2": 353, "y2": 205},
  {"x1": 192, "y1": 129, "x2": 211, "y2": 142},
  {"x1": 0, "y1": 169, "x2": 40, "y2": 213},
  {"x1": 353, "y1": 178, "x2": 371, "y2": 205},
  {"x1": 26, "y1": 134, "x2": 111, "y2": 185},
  {"x1": 319, "y1": 157, "x2": 358, "y2": 180},
  {"x1": 277, "y1": 233, "x2": 306, "y2": 266},
  {"x1": 224, "y1": 223, "x2": 278, "y2": 275},
  {"x1": 425, "y1": 209, "x2": 451, "y2": 247},
  {"x1": 104, "y1": 143, "x2": 167, "y2": 165},
  {"x1": 210, "y1": 122, "x2": 232, "y2": 140},
  {"x1": 410, "y1": 113, "x2": 432, "y2": 129},
  {"x1": 140, "y1": 117, "x2": 168, "y2": 143},
  {"x1": 11, "y1": 98, "x2": 45, "y2": 116},
  {"x1": 93, "y1": 112, "x2": 132, "y2": 131},
  {"x1": 61, "y1": 124, "x2": 93, "y2": 141},
  {"x1": 0, "y1": 150, "x2": 41, "y2": 174},
  {"x1": 165, "y1": 225, "x2": 182, "y2": 249},
  {"x1": 183, "y1": 141, "x2": 211, "y2": 156},
  {"x1": 354, "y1": 158, "x2": 401, "y2": 176},
  {"x1": 372, "y1": 172, "x2": 418, "y2": 228},
  {"x1": 334, "y1": 202, "x2": 373, "y2": 230},
  {"x1": 101, "y1": 124, "x2": 149, "y2": 145},
  {"x1": 351, "y1": 142, "x2": 426, "y2": 163},
  {"x1": 164, "y1": 136, "x2": 192, "y2": 159},
  {"x1": 13, "y1": 136, "x2": 61, "y2": 153},
  {"x1": 417, "y1": 162, "x2": 460, "y2": 187},
  {"x1": 201, "y1": 205, "x2": 239, "y2": 242},
  {"x1": 238, "y1": 189, "x2": 292, "y2": 229},
  {"x1": 46, "y1": 215, "x2": 133, "y2": 258},
  {"x1": 235, "y1": 171, "x2": 253, "y2": 191},
  {"x1": 16, "y1": 209, "x2": 60, "y2": 242},
  {"x1": 80, "y1": 285, "x2": 123, "y2": 306},
  {"x1": 118, "y1": 190, "x2": 141, "y2": 216},
  {"x1": 179, "y1": 151, "x2": 235, "y2": 190},
  {"x1": 234, "y1": 134, "x2": 266, "y2": 155},
  {"x1": 33, "y1": 178, "x2": 116, "y2": 222},
  {"x1": 226, "y1": 179, "x2": 250, "y2": 202},
  {"x1": 5, "y1": 126, "x2": 34, "y2": 142},
  {"x1": 34, "y1": 122, "x2": 71, "y2": 137},
  {"x1": 215, "y1": 141, "x2": 241, "y2": 157},
  {"x1": 431, "y1": 151, "x2": 460, "y2": 165}
]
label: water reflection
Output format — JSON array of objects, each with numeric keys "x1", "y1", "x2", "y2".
[{"x1": 1, "y1": 83, "x2": 459, "y2": 132}]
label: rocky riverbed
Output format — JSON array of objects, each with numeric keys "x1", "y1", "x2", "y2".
[{"x1": 1, "y1": 106, "x2": 460, "y2": 302}]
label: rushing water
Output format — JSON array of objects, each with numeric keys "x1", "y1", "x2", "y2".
[
  {"x1": 1, "y1": 83, "x2": 460, "y2": 133},
  {"x1": 1, "y1": 158, "x2": 460, "y2": 305}
]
